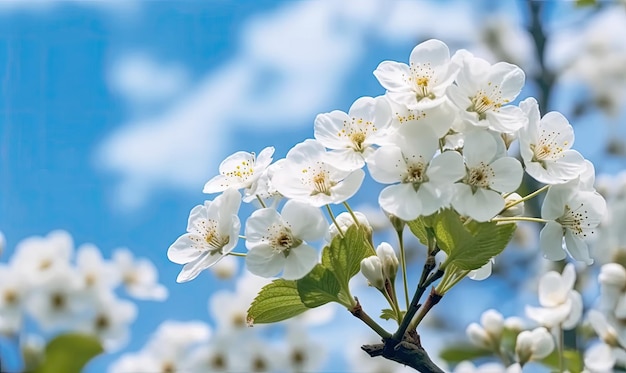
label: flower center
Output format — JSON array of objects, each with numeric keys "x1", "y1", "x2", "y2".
[
  {"x1": 409, "y1": 62, "x2": 436, "y2": 101},
  {"x1": 467, "y1": 87, "x2": 506, "y2": 120},
  {"x1": 268, "y1": 225, "x2": 303, "y2": 256},
  {"x1": 94, "y1": 314, "x2": 110, "y2": 331},
  {"x1": 557, "y1": 203, "x2": 589, "y2": 237},
  {"x1": 467, "y1": 162, "x2": 495, "y2": 190},
  {"x1": 223, "y1": 154, "x2": 255, "y2": 182},
  {"x1": 531, "y1": 130, "x2": 567, "y2": 164},
  {"x1": 51, "y1": 292, "x2": 66, "y2": 310},
  {"x1": 191, "y1": 219, "x2": 230, "y2": 255},
  {"x1": 350, "y1": 132, "x2": 366, "y2": 151},
  {"x1": 3, "y1": 289, "x2": 18, "y2": 305},
  {"x1": 302, "y1": 164, "x2": 337, "y2": 196}
]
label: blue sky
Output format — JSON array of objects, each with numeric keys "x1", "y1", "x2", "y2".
[{"x1": 1, "y1": 1, "x2": 625, "y2": 372}]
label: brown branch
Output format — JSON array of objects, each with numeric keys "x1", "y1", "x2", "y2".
[{"x1": 362, "y1": 331, "x2": 444, "y2": 373}]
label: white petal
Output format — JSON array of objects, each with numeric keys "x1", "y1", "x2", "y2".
[
  {"x1": 485, "y1": 105, "x2": 527, "y2": 133},
  {"x1": 327, "y1": 169, "x2": 365, "y2": 205},
  {"x1": 584, "y1": 343, "x2": 616, "y2": 372},
  {"x1": 203, "y1": 175, "x2": 228, "y2": 194},
  {"x1": 541, "y1": 184, "x2": 575, "y2": 220},
  {"x1": 409, "y1": 39, "x2": 450, "y2": 66},
  {"x1": 539, "y1": 221, "x2": 567, "y2": 261},
  {"x1": 245, "y1": 208, "x2": 282, "y2": 248},
  {"x1": 452, "y1": 186, "x2": 504, "y2": 222},
  {"x1": 177, "y1": 253, "x2": 221, "y2": 283},
  {"x1": 314, "y1": 110, "x2": 351, "y2": 149},
  {"x1": 426, "y1": 151, "x2": 466, "y2": 185},
  {"x1": 488, "y1": 62, "x2": 525, "y2": 101},
  {"x1": 167, "y1": 234, "x2": 202, "y2": 264},
  {"x1": 489, "y1": 157, "x2": 523, "y2": 193},
  {"x1": 367, "y1": 146, "x2": 406, "y2": 184},
  {"x1": 564, "y1": 230, "x2": 592, "y2": 265},
  {"x1": 373, "y1": 61, "x2": 412, "y2": 92},
  {"x1": 245, "y1": 245, "x2": 284, "y2": 278},
  {"x1": 282, "y1": 245, "x2": 318, "y2": 280},
  {"x1": 463, "y1": 130, "x2": 497, "y2": 167},
  {"x1": 327, "y1": 148, "x2": 365, "y2": 171},
  {"x1": 538, "y1": 271, "x2": 567, "y2": 307},
  {"x1": 562, "y1": 291, "x2": 583, "y2": 329},
  {"x1": 379, "y1": 184, "x2": 422, "y2": 221},
  {"x1": 282, "y1": 200, "x2": 327, "y2": 242}
]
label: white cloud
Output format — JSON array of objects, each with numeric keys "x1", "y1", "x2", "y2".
[
  {"x1": 107, "y1": 53, "x2": 190, "y2": 110},
  {"x1": 97, "y1": 0, "x2": 482, "y2": 211}
]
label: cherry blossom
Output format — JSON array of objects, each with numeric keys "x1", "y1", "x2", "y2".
[
  {"x1": 447, "y1": 52, "x2": 527, "y2": 132},
  {"x1": 518, "y1": 97, "x2": 586, "y2": 184},
  {"x1": 245, "y1": 200, "x2": 327, "y2": 280},
  {"x1": 451, "y1": 130, "x2": 523, "y2": 222},
  {"x1": 374, "y1": 39, "x2": 459, "y2": 110},
  {"x1": 314, "y1": 96, "x2": 392, "y2": 171},
  {"x1": 203, "y1": 147, "x2": 274, "y2": 194},
  {"x1": 272, "y1": 139, "x2": 365, "y2": 207},
  {"x1": 168, "y1": 188, "x2": 242, "y2": 283}
]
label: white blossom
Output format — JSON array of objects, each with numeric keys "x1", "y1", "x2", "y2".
[
  {"x1": 540, "y1": 181, "x2": 606, "y2": 264},
  {"x1": 272, "y1": 139, "x2": 365, "y2": 207},
  {"x1": 113, "y1": 249, "x2": 168, "y2": 301},
  {"x1": 374, "y1": 39, "x2": 459, "y2": 110},
  {"x1": 203, "y1": 147, "x2": 274, "y2": 194},
  {"x1": 515, "y1": 327, "x2": 555, "y2": 365},
  {"x1": 451, "y1": 130, "x2": 523, "y2": 221},
  {"x1": 245, "y1": 200, "x2": 327, "y2": 280},
  {"x1": 168, "y1": 188, "x2": 242, "y2": 283},
  {"x1": 314, "y1": 95, "x2": 392, "y2": 171},
  {"x1": 518, "y1": 97, "x2": 586, "y2": 184},
  {"x1": 448, "y1": 52, "x2": 527, "y2": 132}
]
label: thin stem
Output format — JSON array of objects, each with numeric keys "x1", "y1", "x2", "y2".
[
  {"x1": 343, "y1": 201, "x2": 361, "y2": 227},
  {"x1": 491, "y1": 216, "x2": 548, "y2": 224},
  {"x1": 501, "y1": 184, "x2": 550, "y2": 214},
  {"x1": 325, "y1": 205, "x2": 344, "y2": 238},
  {"x1": 255, "y1": 195, "x2": 267, "y2": 209},
  {"x1": 558, "y1": 326, "x2": 565, "y2": 373},
  {"x1": 227, "y1": 252, "x2": 247, "y2": 257},
  {"x1": 350, "y1": 297, "x2": 392, "y2": 339},
  {"x1": 381, "y1": 286, "x2": 402, "y2": 325},
  {"x1": 238, "y1": 235, "x2": 246, "y2": 240},
  {"x1": 408, "y1": 288, "x2": 443, "y2": 330},
  {"x1": 395, "y1": 228, "x2": 410, "y2": 310}
]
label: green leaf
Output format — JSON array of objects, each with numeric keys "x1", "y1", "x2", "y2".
[
  {"x1": 321, "y1": 225, "x2": 371, "y2": 288},
  {"x1": 407, "y1": 217, "x2": 430, "y2": 246},
  {"x1": 452, "y1": 221, "x2": 516, "y2": 271},
  {"x1": 33, "y1": 333, "x2": 103, "y2": 373},
  {"x1": 540, "y1": 348, "x2": 583, "y2": 373},
  {"x1": 432, "y1": 209, "x2": 472, "y2": 256},
  {"x1": 247, "y1": 279, "x2": 309, "y2": 324},
  {"x1": 438, "y1": 344, "x2": 492, "y2": 363},
  {"x1": 380, "y1": 308, "x2": 396, "y2": 321},
  {"x1": 296, "y1": 264, "x2": 343, "y2": 308},
  {"x1": 575, "y1": 0, "x2": 596, "y2": 7}
]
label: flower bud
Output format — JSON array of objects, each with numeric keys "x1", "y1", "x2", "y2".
[
  {"x1": 515, "y1": 327, "x2": 554, "y2": 365},
  {"x1": 504, "y1": 316, "x2": 525, "y2": 333},
  {"x1": 466, "y1": 322, "x2": 491, "y2": 349},
  {"x1": 360, "y1": 256, "x2": 384, "y2": 290},
  {"x1": 327, "y1": 212, "x2": 372, "y2": 241},
  {"x1": 500, "y1": 193, "x2": 524, "y2": 217},
  {"x1": 376, "y1": 242, "x2": 398, "y2": 283},
  {"x1": 480, "y1": 309, "x2": 504, "y2": 342},
  {"x1": 599, "y1": 263, "x2": 626, "y2": 288}
]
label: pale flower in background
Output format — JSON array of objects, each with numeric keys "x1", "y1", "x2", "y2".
[
  {"x1": 10, "y1": 230, "x2": 74, "y2": 285},
  {"x1": 465, "y1": 309, "x2": 504, "y2": 350},
  {"x1": 76, "y1": 243, "x2": 121, "y2": 291},
  {"x1": 583, "y1": 342, "x2": 616, "y2": 373},
  {"x1": 168, "y1": 188, "x2": 242, "y2": 283},
  {"x1": 515, "y1": 327, "x2": 555, "y2": 365},
  {"x1": 113, "y1": 248, "x2": 168, "y2": 301},
  {"x1": 525, "y1": 263, "x2": 583, "y2": 330},
  {"x1": 79, "y1": 291, "x2": 138, "y2": 351}
]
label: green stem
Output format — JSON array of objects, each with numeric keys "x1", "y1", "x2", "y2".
[
  {"x1": 343, "y1": 201, "x2": 361, "y2": 227},
  {"x1": 558, "y1": 326, "x2": 564, "y2": 373},
  {"x1": 395, "y1": 228, "x2": 410, "y2": 310},
  {"x1": 325, "y1": 205, "x2": 344, "y2": 238},
  {"x1": 381, "y1": 286, "x2": 402, "y2": 325},
  {"x1": 408, "y1": 288, "x2": 443, "y2": 330},
  {"x1": 350, "y1": 298, "x2": 392, "y2": 339},
  {"x1": 491, "y1": 216, "x2": 548, "y2": 224},
  {"x1": 227, "y1": 252, "x2": 247, "y2": 257},
  {"x1": 255, "y1": 195, "x2": 267, "y2": 208}
]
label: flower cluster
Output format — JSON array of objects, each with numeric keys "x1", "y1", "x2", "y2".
[
  {"x1": 0, "y1": 230, "x2": 167, "y2": 352},
  {"x1": 168, "y1": 39, "x2": 606, "y2": 284}
]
